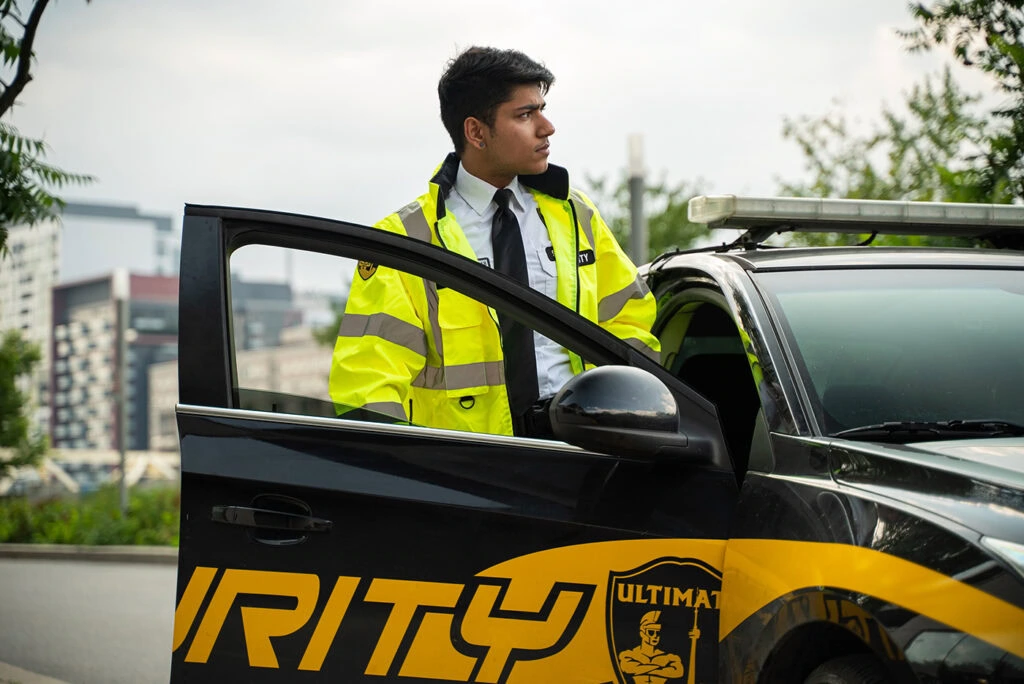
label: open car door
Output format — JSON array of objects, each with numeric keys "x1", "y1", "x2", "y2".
[{"x1": 170, "y1": 205, "x2": 735, "y2": 683}]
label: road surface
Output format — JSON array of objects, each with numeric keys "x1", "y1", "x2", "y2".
[{"x1": 0, "y1": 557, "x2": 175, "y2": 684}]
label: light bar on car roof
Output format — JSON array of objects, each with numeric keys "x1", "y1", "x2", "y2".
[{"x1": 688, "y1": 195, "x2": 1024, "y2": 237}]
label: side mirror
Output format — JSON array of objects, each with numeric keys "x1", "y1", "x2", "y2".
[{"x1": 549, "y1": 365, "x2": 692, "y2": 460}]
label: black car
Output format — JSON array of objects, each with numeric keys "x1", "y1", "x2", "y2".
[{"x1": 170, "y1": 195, "x2": 1024, "y2": 683}]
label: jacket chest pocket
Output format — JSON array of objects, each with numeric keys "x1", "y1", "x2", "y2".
[{"x1": 437, "y1": 289, "x2": 495, "y2": 397}]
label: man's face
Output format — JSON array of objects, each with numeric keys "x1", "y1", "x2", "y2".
[
  {"x1": 482, "y1": 83, "x2": 555, "y2": 178},
  {"x1": 641, "y1": 625, "x2": 661, "y2": 647}
]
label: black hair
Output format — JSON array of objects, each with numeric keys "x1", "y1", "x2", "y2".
[{"x1": 438, "y1": 46, "x2": 554, "y2": 154}]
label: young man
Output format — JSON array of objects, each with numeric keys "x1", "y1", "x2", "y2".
[{"x1": 329, "y1": 46, "x2": 659, "y2": 438}]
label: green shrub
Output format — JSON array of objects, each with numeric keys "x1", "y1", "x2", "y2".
[{"x1": 0, "y1": 485, "x2": 180, "y2": 546}]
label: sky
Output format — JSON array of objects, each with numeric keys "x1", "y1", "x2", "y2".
[{"x1": 10, "y1": 0, "x2": 997, "y2": 291}]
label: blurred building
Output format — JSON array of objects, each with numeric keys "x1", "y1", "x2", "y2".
[
  {"x1": 293, "y1": 289, "x2": 343, "y2": 333},
  {"x1": 0, "y1": 219, "x2": 62, "y2": 431},
  {"x1": 231, "y1": 277, "x2": 300, "y2": 350},
  {"x1": 148, "y1": 359, "x2": 179, "y2": 453},
  {"x1": 50, "y1": 272, "x2": 178, "y2": 451},
  {"x1": 246, "y1": 325, "x2": 334, "y2": 399},
  {"x1": 59, "y1": 202, "x2": 180, "y2": 281},
  {"x1": 0, "y1": 219, "x2": 61, "y2": 339},
  {"x1": 148, "y1": 325, "x2": 333, "y2": 451},
  {"x1": 1, "y1": 203, "x2": 178, "y2": 439}
]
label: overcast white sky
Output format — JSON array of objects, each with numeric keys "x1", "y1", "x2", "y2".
[{"x1": 10, "y1": 0, "x2": 996, "y2": 290}]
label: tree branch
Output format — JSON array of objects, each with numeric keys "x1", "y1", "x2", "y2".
[
  {"x1": 0, "y1": 0, "x2": 51, "y2": 118},
  {"x1": 0, "y1": 0, "x2": 16, "y2": 23},
  {"x1": 2, "y1": 12, "x2": 27, "y2": 29}
]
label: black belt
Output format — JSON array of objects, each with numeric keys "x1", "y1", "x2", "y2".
[{"x1": 514, "y1": 397, "x2": 555, "y2": 439}]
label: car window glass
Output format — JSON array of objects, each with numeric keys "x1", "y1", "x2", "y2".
[
  {"x1": 227, "y1": 244, "x2": 352, "y2": 418},
  {"x1": 225, "y1": 243, "x2": 613, "y2": 437}
]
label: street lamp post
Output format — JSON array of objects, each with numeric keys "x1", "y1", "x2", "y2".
[
  {"x1": 112, "y1": 269, "x2": 130, "y2": 514},
  {"x1": 628, "y1": 134, "x2": 647, "y2": 265}
]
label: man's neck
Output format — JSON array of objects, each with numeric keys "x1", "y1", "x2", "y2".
[{"x1": 461, "y1": 155, "x2": 514, "y2": 190}]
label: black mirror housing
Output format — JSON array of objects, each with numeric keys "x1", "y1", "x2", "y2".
[{"x1": 549, "y1": 366, "x2": 692, "y2": 460}]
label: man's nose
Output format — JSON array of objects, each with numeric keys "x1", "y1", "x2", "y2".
[{"x1": 538, "y1": 113, "x2": 555, "y2": 137}]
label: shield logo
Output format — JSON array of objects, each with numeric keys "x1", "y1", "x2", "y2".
[
  {"x1": 357, "y1": 260, "x2": 378, "y2": 280},
  {"x1": 607, "y1": 557, "x2": 721, "y2": 684}
]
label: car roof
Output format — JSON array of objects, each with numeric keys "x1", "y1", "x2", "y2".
[{"x1": 655, "y1": 246, "x2": 1024, "y2": 272}]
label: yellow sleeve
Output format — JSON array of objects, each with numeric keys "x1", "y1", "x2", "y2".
[
  {"x1": 579, "y1": 190, "x2": 661, "y2": 359},
  {"x1": 328, "y1": 218, "x2": 428, "y2": 421}
]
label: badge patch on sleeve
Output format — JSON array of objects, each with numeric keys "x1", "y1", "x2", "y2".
[{"x1": 357, "y1": 261, "x2": 378, "y2": 280}]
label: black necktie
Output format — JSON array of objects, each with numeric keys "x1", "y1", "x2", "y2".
[{"x1": 491, "y1": 188, "x2": 539, "y2": 420}]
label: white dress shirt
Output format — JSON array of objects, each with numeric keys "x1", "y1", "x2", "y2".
[{"x1": 444, "y1": 162, "x2": 575, "y2": 400}]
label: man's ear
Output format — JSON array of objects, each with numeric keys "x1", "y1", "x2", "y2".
[{"x1": 464, "y1": 117, "x2": 488, "y2": 150}]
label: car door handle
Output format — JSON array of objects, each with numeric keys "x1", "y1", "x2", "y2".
[{"x1": 211, "y1": 505, "x2": 333, "y2": 533}]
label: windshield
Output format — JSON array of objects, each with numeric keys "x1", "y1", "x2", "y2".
[{"x1": 756, "y1": 268, "x2": 1024, "y2": 436}]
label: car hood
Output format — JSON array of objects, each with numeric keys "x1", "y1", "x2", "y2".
[
  {"x1": 831, "y1": 436, "x2": 1024, "y2": 486},
  {"x1": 828, "y1": 437, "x2": 1024, "y2": 540},
  {"x1": 906, "y1": 437, "x2": 1024, "y2": 475}
]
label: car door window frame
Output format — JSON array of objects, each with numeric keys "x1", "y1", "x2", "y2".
[{"x1": 178, "y1": 205, "x2": 722, "y2": 443}]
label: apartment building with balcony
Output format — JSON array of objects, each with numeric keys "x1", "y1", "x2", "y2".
[{"x1": 0, "y1": 219, "x2": 62, "y2": 429}]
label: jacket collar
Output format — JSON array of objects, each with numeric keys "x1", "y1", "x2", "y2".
[
  {"x1": 455, "y1": 162, "x2": 529, "y2": 216},
  {"x1": 430, "y1": 152, "x2": 571, "y2": 219}
]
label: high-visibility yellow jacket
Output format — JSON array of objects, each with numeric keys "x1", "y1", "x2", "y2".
[{"x1": 329, "y1": 154, "x2": 660, "y2": 435}]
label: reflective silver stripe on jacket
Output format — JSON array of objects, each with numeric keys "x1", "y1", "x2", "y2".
[
  {"x1": 445, "y1": 361, "x2": 505, "y2": 390},
  {"x1": 395, "y1": 200, "x2": 433, "y2": 242},
  {"x1": 396, "y1": 202, "x2": 445, "y2": 360},
  {"x1": 569, "y1": 189, "x2": 595, "y2": 249},
  {"x1": 598, "y1": 274, "x2": 651, "y2": 322},
  {"x1": 338, "y1": 313, "x2": 427, "y2": 358},
  {"x1": 361, "y1": 401, "x2": 407, "y2": 421},
  {"x1": 423, "y1": 277, "x2": 443, "y2": 360},
  {"x1": 624, "y1": 336, "x2": 659, "y2": 360},
  {"x1": 412, "y1": 364, "x2": 444, "y2": 389},
  {"x1": 394, "y1": 198, "x2": 505, "y2": 393},
  {"x1": 412, "y1": 360, "x2": 505, "y2": 391}
]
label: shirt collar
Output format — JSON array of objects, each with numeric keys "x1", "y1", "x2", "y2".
[{"x1": 455, "y1": 162, "x2": 528, "y2": 216}]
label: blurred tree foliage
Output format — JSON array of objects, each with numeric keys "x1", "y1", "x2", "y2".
[
  {"x1": 781, "y1": 69, "x2": 996, "y2": 204},
  {"x1": 314, "y1": 304, "x2": 343, "y2": 347},
  {"x1": 1, "y1": 1, "x2": 92, "y2": 467},
  {"x1": 779, "y1": 68, "x2": 999, "y2": 246},
  {"x1": 584, "y1": 173, "x2": 708, "y2": 261},
  {"x1": 901, "y1": 0, "x2": 1024, "y2": 201},
  {"x1": 1, "y1": 0, "x2": 93, "y2": 254},
  {"x1": 0, "y1": 330, "x2": 47, "y2": 478},
  {"x1": 0, "y1": 484, "x2": 180, "y2": 545},
  {"x1": 779, "y1": 1, "x2": 1023, "y2": 246}
]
